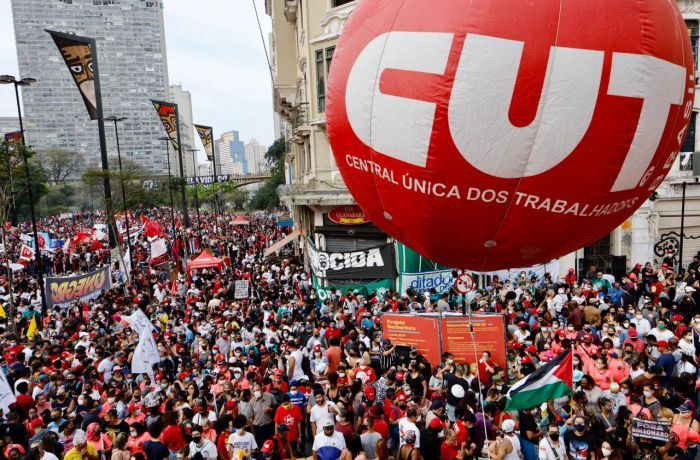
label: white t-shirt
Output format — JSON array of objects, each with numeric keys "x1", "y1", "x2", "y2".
[
  {"x1": 538, "y1": 437, "x2": 567, "y2": 460},
  {"x1": 310, "y1": 401, "x2": 338, "y2": 426},
  {"x1": 312, "y1": 430, "x2": 346, "y2": 460},
  {"x1": 192, "y1": 411, "x2": 218, "y2": 425},
  {"x1": 41, "y1": 452, "x2": 60, "y2": 460},
  {"x1": 227, "y1": 430, "x2": 258, "y2": 459},
  {"x1": 189, "y1": 440, "x2": 218, "y2": 459},
  {"x1": 398, "y1": 418, "x2": 420, "y2": 448}
]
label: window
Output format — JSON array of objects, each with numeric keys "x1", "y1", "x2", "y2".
[
  {"x1": 687, "y1": 20, "x2": 699, "y2": 69},
  {"x1": 331, "y1": 0, "x2": 354, "y2": 7},
  {"x1": 683, "y1": 113, "x2": 697, "y2": 154},
  {"x1": 316, "y1": 46, "x2": 335, "y2": 113}
]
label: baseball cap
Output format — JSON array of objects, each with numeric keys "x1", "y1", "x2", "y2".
[
  {"x1": 429, "y1": 418, "x2": 444, "y2": 430},
  {"x1": 628, "y1": 328, "x2": 638, "y2": 338},
  {"x1": 322, "y1": 418, "x2": 334, "y2": 428},
  {"x1": 261, "y1": 440, "x2": 275, "y2": 453},
  {"x1": 502, "y1": 419, "x2": 516, "y2": 433},
  {"x1": 657, "y1": 340, "x2": 669, "y2": 349}
]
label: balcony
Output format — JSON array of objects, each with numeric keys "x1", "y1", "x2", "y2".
[
  {"x1": 290, "y1": 103, "x2": 311, "y2": 139},
  {"x1": 284, "y1": 0, "x2": 298, "y2": 23}
]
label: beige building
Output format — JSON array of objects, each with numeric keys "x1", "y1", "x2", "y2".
[
  {"x1": 266, "y1": 0, "x2": 393, "y2": 282},
  {"x1": 169, "y1": 84, "x2": 197, "y2": 177},
  {"x1": 266, "y1": 0, "x2": 360, "y2": 234}
]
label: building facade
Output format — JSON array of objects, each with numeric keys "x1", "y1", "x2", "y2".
[
  {"x1": 267, "y1": 0, "x2": 396, "y2": 286},
  {"x1": 0, "y1": 118, "x2": 19, "y2": 137},
  {"x1": 169, "y1": 84, "x2": 196, "y2": 176},
  {"x1": 10, "y1": 0, "x2": 171, "y2": 173},
  {"x1": 244, "y1": 138, "x2": 268, "y2": 174},
  {"x1": 215, "y1": 130, "x2": 246, "y2": 174}
]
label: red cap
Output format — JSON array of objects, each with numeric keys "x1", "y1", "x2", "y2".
[
  {"x1": 673, "y1": 314, "x2": 684, "y2": 321},
  {"x1": 397, "y1": 393, "x2": 407, "y2": 402},
  {"x1": 556, "y1": 330, "x2": 566, "y2": 337},
  {"x1": 395, "y1": 371, "x2": 405, "y2": 381},
  {"x1": 526, "y1": 345, "x2": 537, "y2": 354},
  {"x1": 128, "y1": 402, "x2": 141, "y2": 413},
  {"x1": 155, "y1": 373, "x2": 164, "y2": 380},
  {"x1": 583, "y1": 334, "x2": 593, "y2": 341},
  {"x1": 510, "y1": 342, "x2": 522, "y2": 350},
  {"x1": 628, "y1": 328, "x2": 638, "y2": 338},
  {"x1": 374, "y1": 317, "x2": 381, "y2": 324},
  {"x1": 518, "y1": 321, "x2": 527, "y2": 328},
  {"x1": 365, "y1": 387, "x2": 376, "y2": 400},
  {"x1": 224, "y1": 400, "x2": 237, "y2": 411},
  {"x1": 657, "y1": 340, "x2": 669, "y2": 349},
  {"x1": 521, "y1": 356, "x2": 533, "y2": 364},
  {"x1": 429, "y1": 418, "x2": 445, "y2": 430},
  {"x1": 275, "y1": 369, "x2": 284, "y2": 376},
  {"x1": 261, "y1": 440, "x2": 275, "y2": 453},
  {"x1": 313, "y1": 344, "x2": 321, "y2": 352}
]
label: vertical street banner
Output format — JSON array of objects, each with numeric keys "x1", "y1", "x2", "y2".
[
  {"x1": 194, "y1": 125, "x2": 214, "y2": 162},
  {"x1": 381, "y1": 314, "x2": 442, "y2": 364},
  {"x1": 4, "y1": 131, "x2": 22, "y2": 144},
  {"x1": 46, "y1": 30, "x2": 98, "y2": 120},
  {"x1": 44, "y1": 266, "x2": 112, "y2": 308},
  {"x1": 151, "y1": 100, "x2": 179, "y2": 151},
  {"x1": 0, "y1": 366, "x2": 16, "y2": 413},
  {"x1": 440, "y1": 314, "x2": 507, "y2": 371}
]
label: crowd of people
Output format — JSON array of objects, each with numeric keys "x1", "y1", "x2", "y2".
[{"x1": 0, "y1": 208, "x2": 699, "y2": 460}]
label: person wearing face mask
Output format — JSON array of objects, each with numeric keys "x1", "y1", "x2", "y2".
[
  {"x1": 273, "y1": 394, "x2": 303, "y2": 452},
  {"x1": 189, "y1": 425, "x2": 218, "y2": 460},
  {"x1": 538, "y1": 425, "x2": 566, "y2": 460},
  {"x1": 126, "y1": 402, "x2": 147, "y2": 425},
  {"x1": 649, "y1": 319, "x2": 674, "y2": 342},
  {"x1": 599, "y1": 440, "x2": 619, "y2": 460},
  {"x1": 250, "y1": 383, "x2": 277, "y2": 447},
  {"x1": 126, "y1": 422, "x2": 151, "y2": 456},
  {"x1": 563, "y1": 416, "x2": 594, "y2": 460}
]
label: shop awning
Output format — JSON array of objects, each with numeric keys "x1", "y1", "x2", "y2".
[{"x1": 264, "y1": 230, "x2": 300, "y2": 257}]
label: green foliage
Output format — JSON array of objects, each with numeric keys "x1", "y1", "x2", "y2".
[
  {"x1": 32, "y1": 148, "x2": 85, "y2": 183},
  {"x1": 0, "y1": 141, "x2": 49, "y2": 220},
  {"x1": 248, "y1": 138, "x2": 286, "y2": 210}
]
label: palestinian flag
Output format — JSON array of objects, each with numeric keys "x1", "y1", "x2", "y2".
[{"x1": 505, "y1": 349, "x2": 573, "y2": 411}]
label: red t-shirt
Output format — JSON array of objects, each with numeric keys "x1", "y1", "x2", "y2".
[
  {"x1": 373, "y1": 419, "x2": 389, "y2": 440},
  {"x1": 441, "y1": 442, "x2": 459, "y2": 460},
  {"x1": 453, "y1": 420, "x2": 470, "y2": 446},
  {"x1": 274, "y1": 404, "x2": 303, "y2": 442},
  {"x1": 161, "y1": 424, "x2": 187, "y2": 451}
]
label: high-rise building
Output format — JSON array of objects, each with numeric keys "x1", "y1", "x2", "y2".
[
  {"x1": 244, "y1": 138, "x2": 267, "y2": 174},
  {"x1": 0, "y1": 118, "x2": 19, "y2": 136},
  {"x1": 169, "y1": 84, "x2": 196, "y2": 176},
  {"x1": 215, "y1": 130, "x2": 246, "y2": 174},
  {"x1": 10, "y1": 0, "x2": 171, "y2": 173}
]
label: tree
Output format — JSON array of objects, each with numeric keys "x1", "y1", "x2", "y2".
[
  {"x1": 32, "y1": 148, "x2": 85, "y2": 184},
  {"x1": 248, "y1": 138, "x2": 286, "y2": 210}
]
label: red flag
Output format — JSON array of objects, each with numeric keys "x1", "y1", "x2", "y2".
[{"x1": 90, "y1": 239, "x2": 104, "y2": 251}]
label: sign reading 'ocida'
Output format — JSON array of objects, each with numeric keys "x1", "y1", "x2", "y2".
[{"x1": 327, "y1": 0, "x2": 694, "y2": 270}]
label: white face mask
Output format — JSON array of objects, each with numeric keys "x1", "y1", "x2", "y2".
[
  {"x1": 643, "y1": 390, "x2": 652, "y2": 398},
  {"x1": 108, "y1": 397, "x2": 115, "y2": 403},
  {"x1": 254, "y1": 391, "x2": 262, "y2": 399},
  {"x1": 601, "y1": 448, "x2": 613, "y2": 457}
]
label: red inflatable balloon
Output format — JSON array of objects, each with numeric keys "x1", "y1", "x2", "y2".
[{"x1": 327, "y1": 0, "x2": 694, "y2": 271}]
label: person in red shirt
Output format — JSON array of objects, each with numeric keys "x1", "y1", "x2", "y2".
[
  {"x1": 325, "y1": 338, "x2": 342, "y2": 374},
  {"x1": 367, "y1": 406, "x2": 389, "y2": 440},
  {"x1": 274, "y1": 395, "x2": 303, "y2": 448},
  {"x1": 13, "y1": 382, "x2": 35, "y2": 419},
  {"x1": 324, "y1": 321, "x2": 342, "y2": 345},
  {"x1": 160, "y1": 412, "x2": 187, "y2": 455}
]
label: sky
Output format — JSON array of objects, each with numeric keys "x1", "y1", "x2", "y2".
[{"x1": 0, "y1": 0, "x2": 275, "y2": 157}]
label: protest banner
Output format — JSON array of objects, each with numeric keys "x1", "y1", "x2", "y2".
[
  {"x1": 631, "y1": 418, "x2": 671, "y2": 442},
  {"x1": 235, "y1": 280, "x2": 250, "y2": 299},
  {"x1": 44, "y1": 266, "x2": 111, "y2": 308},
  {"x1": 440, "y1": 314, "x2": 507, "y2": 370},
  {"x1": 381, "y1": 314, "x2": 441, "y2": 364}
]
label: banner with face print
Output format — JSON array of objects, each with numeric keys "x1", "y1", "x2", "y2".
[
  {"x1": 151, "y1": 100, "x2": 179, "y2": 151},
  {"x1": 47, "y1": 30, "x2": 97, "y2": 120},
  {"x1": 194, "y1": 125, "x2": 214, "y2": 162},
  {"x1": 4, "y1": 131, "x2": 23, "y2": 144}
]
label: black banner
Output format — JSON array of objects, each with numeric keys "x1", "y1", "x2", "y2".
[
  {"x1": 194, "y1": 125, "x2": 214, "y2": 162},
  {"x1": 46, "y1": 30, "x2": 98, "y2": 120},
  {"x1": 307, "y1": 237, "x2": 395, "y2": 280},
  {"x1": 151, "y1": 100, "x2": 179, "y2": 151},
  {"x1": 631, "y1": 418, "x2": 670, "y2": 442},
  {"x1": 44, "y1": 266, "x2": 112, "y2": 308}
]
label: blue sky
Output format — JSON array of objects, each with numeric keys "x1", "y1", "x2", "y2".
[{"x1": 0, "y1": 0, "x2": 275, "y2": 153}]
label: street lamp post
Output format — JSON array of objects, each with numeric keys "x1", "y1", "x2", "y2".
[
  {"x1": 161, "y1": 137, "x2": 177, "y2": 235},
  {"x1": 105, "y1": 116, "x2": 132, "y2": 271},
  {"x1": 187, "y1": 148, "x2": 202, "y2": 236},
  {"x1": 0, "y1": 74, "x2": 47, "y2": 313}
]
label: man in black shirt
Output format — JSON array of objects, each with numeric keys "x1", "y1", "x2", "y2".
[
  {"x1": 102, "y1": 409, "x2": 130, "y2": 441},
  {"x1": 563, "y1": 415, "x2": 596, "y2": 460},
  {"x1": 440, "y1": 364, "x2": 469, "y2": 422},
  {"x1": 143, "y1": 421, "x2": 170, "y2": 460}
]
